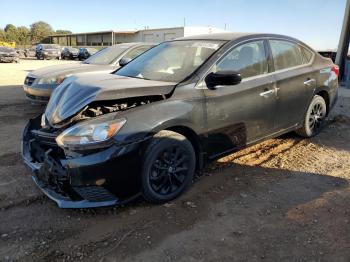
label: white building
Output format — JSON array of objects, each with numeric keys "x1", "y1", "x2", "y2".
[{"x1": 47, "y1": 26, "x2": 229, "y2": 46}]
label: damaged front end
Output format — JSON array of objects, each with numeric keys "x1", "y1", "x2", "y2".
[
  {"x1": 22, "y1": 115, "x2": 137, "y2": 208},
  {"x1": 22, "y1": 74, "x2": 175, "y2": 208}
]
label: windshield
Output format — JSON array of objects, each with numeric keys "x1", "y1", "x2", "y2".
[
  {"x1": 115, "y1": 40, "x2": 225, "y2": 82},
  {"x1": 83, "y1": 46, "x2": 127, "y2": 65},
  {"x1": 42, "y1": 44, "x2": 60, "y2": 50}
]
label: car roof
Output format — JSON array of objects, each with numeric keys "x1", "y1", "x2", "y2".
[
  {"x1": 177, "y1": 32, "x2": 301, "y2": 42},
  {"x1": 110, "y1": 42, "x2": 157, "y2": 48}
]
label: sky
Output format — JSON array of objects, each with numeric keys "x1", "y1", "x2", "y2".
[{"x1": 0, "y1": 0, "x2": 347, "y2": 50}]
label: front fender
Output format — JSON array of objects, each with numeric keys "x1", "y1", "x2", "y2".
[{"x1": 113, "y1": 99, "x2": 205, "y2": 144}]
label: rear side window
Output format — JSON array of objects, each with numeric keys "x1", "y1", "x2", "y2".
[
  {"x1": 270, "y1": 40, "x2": 304, "y2": 71},
  {"x1": 301, "y1": 46, "x2": 313, "y2": 63},
  {"x1": 215, "y1": 40, "x2": 268, "y2": 79}
]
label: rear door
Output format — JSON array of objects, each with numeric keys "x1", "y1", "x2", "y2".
[
  {"x1": 202, "y1": 40, "x2": 278, "y2": 158},
  {"x1": 268, "y1": 39, "x2": 316, "y2": 130}
]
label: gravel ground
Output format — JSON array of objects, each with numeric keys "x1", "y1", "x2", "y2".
[
  {"x1": 0, "y1": 61, "x2": 349, "y2": 262},
  {"x1": 0, "y1": 58, "x2": 78, "y2": 86}
]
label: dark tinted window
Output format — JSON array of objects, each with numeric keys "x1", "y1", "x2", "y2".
[
  {"x1": 270, "y1": 40, "x2": 303, "y2": 71},
  {"x1": 215, "y1": 40, "x2": 268, "y2": 79}
]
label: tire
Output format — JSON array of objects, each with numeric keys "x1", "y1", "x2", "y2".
[
  {"x1": 296, "y1": 95, "x2": 327, "y2": 137},
  {"x1": 141, "y1": 130, "x2": 196, "y2": 204}
]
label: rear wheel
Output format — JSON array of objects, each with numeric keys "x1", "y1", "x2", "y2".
[
  {"x1": 141, "y1": 130, "x2": 196, "y2": 204},
  {"x1": 296, "y1": 95, "x2": 327, "y2": 137}
]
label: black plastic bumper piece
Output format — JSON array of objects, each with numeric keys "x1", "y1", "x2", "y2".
[{"x1": 32, "y1": 175, "x2": 120, "y2": 208}]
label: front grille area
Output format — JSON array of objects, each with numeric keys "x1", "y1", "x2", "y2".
[
  {"x1": 24, "y1": 76, "x2": 36, "y2": 86},
  {"x1": 73, "y1": 186, "x2": 118, "y2": 202}
]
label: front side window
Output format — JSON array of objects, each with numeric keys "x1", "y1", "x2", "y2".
[
  {"x1": 116, "y1": 40, "x2": 225, "y2": 83},
  {"x1": 214, "y1": 40, "x2": 268, "y2": 79},
  {"x1": 270, "y1": 40, "x2": 304, "y2": 71}
]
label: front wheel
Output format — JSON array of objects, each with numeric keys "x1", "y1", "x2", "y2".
[
  {"x1": 296, "y1": 95, "x2": 327, "y2": 137},
  {"x1": 141, "y1": 130, "x2": 196, "y2": 204}
]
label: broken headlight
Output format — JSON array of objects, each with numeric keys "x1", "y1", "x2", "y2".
[{"x1": 56, "y1": 116, "x2": 126, "y2": 149}]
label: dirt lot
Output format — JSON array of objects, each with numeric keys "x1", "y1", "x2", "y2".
[
  {"x1": 0, "y1": 60, "x2": 349, "y2": 262},
  {"x1": 0, "y1": 58, "x2": 78, "y2": 86}
]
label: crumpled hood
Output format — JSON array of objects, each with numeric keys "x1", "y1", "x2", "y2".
[
  {"x1": 30, "y1": 63, "x2": 112, "y2": 78},
  {"x1": 45, "y1": 73, "x2": 176, "y2": 125}
]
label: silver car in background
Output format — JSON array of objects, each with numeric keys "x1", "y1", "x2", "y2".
[{"x1": 23, "y1": 42, "x2": 155, "y2": 103}]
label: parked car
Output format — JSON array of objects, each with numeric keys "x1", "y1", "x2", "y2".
[
  {"x1": 15, "y1": 48, "x2": 26, "y2": 58},
  {"x1": 318, "y1": 50, "x2": 337, "y2": 63},
  {"x1": 61, "y1": 47, "x2": 79, "y2": 60},
  {"x1": 36, "y1": 44, "x2": 61, "y2": 60},
  {"x1": 0, "y1": 46, "x2": 20, "y2": 63},
  {"x1": 77, "y1": 47, "x2": 98, "y2": 60},
  {"x1": 25, "y1": 45, "x2": 37, "y2": 58},
  {"x1": 22, "y1": 33, "x2": 339, "y2": 208},
  {"x1": 23, "y1": 43, "x2": 155, "y2": 103}
]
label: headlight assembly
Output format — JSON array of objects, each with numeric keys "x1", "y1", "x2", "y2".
[
  {"x1": 56, "y1": 117, "x2": 126, "y2": 149},
  {"x1": 37, "y1": 75, "x2": 66, "y2": 85}
]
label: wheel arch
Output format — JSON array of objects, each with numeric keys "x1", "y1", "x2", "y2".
[
  {"x1": 164, "y1": 125, "x2": 204, "y2": 170},
  {"x1": 315, "y1": 89, "x2": 330, "y2": 115}
]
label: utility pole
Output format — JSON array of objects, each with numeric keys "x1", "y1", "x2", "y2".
[{"x1": 336, "y1": 0, "x2": 350, "y2": 81}]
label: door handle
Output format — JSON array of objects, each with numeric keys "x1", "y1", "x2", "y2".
[
  {"x1": 304, "y1": 78, "x2": 315, "y2": 86},
  {"x1": 260, "y1": 89, "x2": 275, "y2": 98}
]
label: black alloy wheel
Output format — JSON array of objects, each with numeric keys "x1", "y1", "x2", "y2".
[{"x1": 141, "y1": 130, "x2": 196, "y2": 203}]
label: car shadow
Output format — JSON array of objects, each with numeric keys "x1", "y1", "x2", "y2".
[{"x1": 55, "y1": 160, "x2": 349, "y2": 260}]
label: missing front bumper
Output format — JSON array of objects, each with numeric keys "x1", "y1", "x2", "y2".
[
  {"x1": 32, "y1": 176, "x2": 120, "y2": 208},
  {"x1": 22, "y1": 115, "x2": 142, "y2": 208}
]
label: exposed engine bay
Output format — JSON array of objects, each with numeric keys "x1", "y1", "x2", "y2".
[
  {"x1": 79, "y1": 95, "x2": 166, "y2": 119},
  {"x1": 46, "y1": 95, "x2": 167, "y2": 130}
]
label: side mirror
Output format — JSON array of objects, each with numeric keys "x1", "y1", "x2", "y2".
[
  {"x1": 119, "y1": 57, "x2": 132, "y2": 67},
  {"x1": 205, "y1": 70, "x2": 242, "y2": 90}
]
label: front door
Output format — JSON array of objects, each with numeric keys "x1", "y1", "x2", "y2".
[{"x1": 202, "y1": 40, "x2": 278, "y2": 158}]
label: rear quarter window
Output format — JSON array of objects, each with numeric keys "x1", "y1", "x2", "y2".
[
  {"x1": 270, "y1": 40, "x2": 304, "y2": 71},
  {"x1": 300, "y1": 46, "x2": 314, "y2": 63}
]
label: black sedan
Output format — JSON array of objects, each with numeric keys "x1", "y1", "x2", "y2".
[
  {"x1": 61, "y1": 47, "x2": 79, "y2": 60},
  {"x1": 23, "y1": 33, "x2": 338, "y2": 208},
  {"x1": 78, "y1": 47, "x2": 98, "y2": 60},
  {"x1": 0, "y1": 47, "x2": 20, "y2": 63}
]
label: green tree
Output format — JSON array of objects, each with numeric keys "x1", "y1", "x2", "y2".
[
  {"x1": 17, "y1": 26, "x2": 30, "y2": 45},
  {"x1": 0, "y1": 29, "x2": 6, "y2": 41},
  {"x1": 4, "y1": 24, "x2": 16, "y2": 33},
  {"x1": 30, "y1": 21, "x2": 53, "y2": 43},
  {"x1": 55, "y1": 30, "x2": 72, "y2": 35}
]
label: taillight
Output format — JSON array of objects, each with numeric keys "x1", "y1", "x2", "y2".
[{"x1": 332, "y1": 65, "x2": 339, "y2": 77}]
